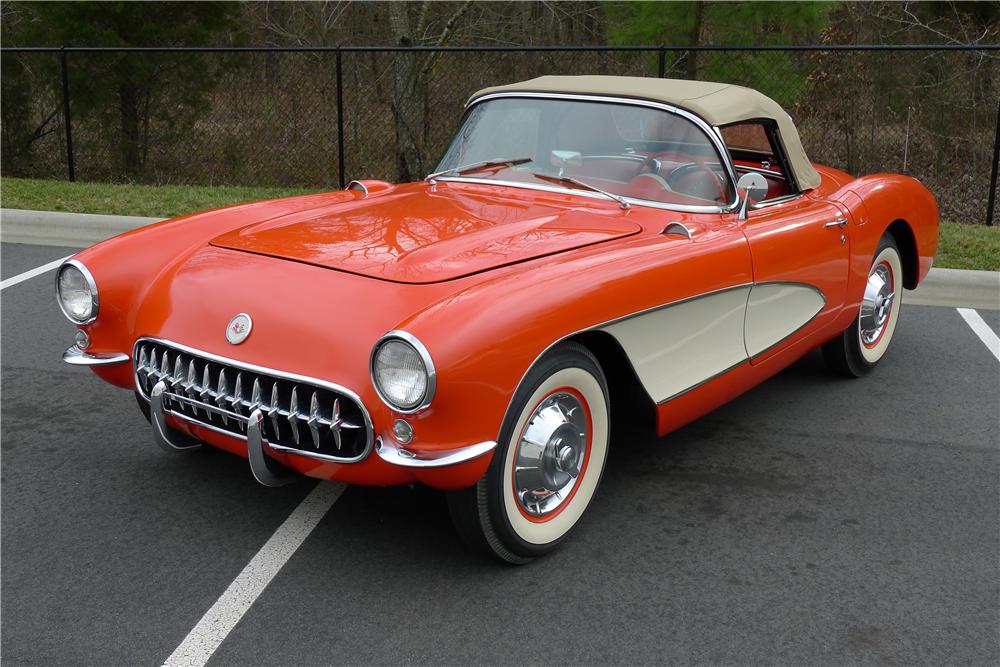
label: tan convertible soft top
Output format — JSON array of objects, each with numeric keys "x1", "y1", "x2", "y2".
[{"x1": 470, "y1": 75, "x2": 821, "y2": 191}]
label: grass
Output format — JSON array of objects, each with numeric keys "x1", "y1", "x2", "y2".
[
  {"x1": 935, "y1": 221, "x2": 1000, "y2": 272},
  {"x1": 1, "y1": 177, "x2": 998, "y2": 271},
  {"x1": 0, "y1": 177, "x2": 322, "y2": 219}
]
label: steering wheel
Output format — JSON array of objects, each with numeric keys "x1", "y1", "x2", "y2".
[
  {"x1": 636, "y1": 155, "x2": 663, "y2": 177},
  {"x1": 665, "y1": 162, "x2": 728, "y2": 202}
]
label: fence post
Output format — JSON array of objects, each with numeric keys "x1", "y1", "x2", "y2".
[
  {"x1": 59, "y1": 47, "x2": 76, "y2": 182},
  {"x1": 335, "y1": 46, "x2": 346, "y2": 189},
  {"x1": 658, "y1": 46, "x2": 666, "y2": 78},
  {"x1": 987, "y1": 100, "x2": 999, "y2": 226}
]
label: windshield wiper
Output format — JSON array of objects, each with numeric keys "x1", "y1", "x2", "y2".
[
  {"x1": 530, "y1": 172, "x2": 631, "y2": 209},
  {"x1": 425, "y1": 157, "x2": 532, "y2": 182}
]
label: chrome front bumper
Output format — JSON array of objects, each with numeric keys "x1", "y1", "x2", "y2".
[
  {"x1": 62, "y1": 345, "x2": 129, "y2": 366},
  {"x1": 375, "y1": 438, "x2": 496, "y2": 468},
  {"x1": 63, "y1": 340, "x2": 498, "y2": 478},
  {"x1": 149, "y1": 379, "x2": 297, "y2": 486}
]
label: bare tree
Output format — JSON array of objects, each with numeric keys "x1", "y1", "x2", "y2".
[{"x1": 387, "y1": 1, "x2": 472, "y2": 181}]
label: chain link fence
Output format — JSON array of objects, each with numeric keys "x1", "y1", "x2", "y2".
[{"x1": 2, "y1": 45, "x2": 998, "y2": 224}]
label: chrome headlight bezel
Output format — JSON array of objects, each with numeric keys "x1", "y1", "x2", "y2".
[
  {"x1": 370, "y1": 330, "x2": 436, "y2": 414},
  {"x1": 55, "y1": 259, "x2": 99, "y2": 325}
]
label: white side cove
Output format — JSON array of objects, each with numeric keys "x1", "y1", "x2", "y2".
[
  {"x1": 600, "y1": 282, "x2": 825, "y2": 404},
  {"x1": 601, "y1": 286, "x2": 751, "y2": 403},
  {"x1": 744, "y1": 283, "x2": 825, "y2": 358}
]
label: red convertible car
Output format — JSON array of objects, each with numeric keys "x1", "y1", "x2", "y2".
[{"x1": 58, "y1": 76, "x2": 938, "y2": 562}]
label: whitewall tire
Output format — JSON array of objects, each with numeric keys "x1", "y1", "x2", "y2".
[
  {"x1": 447, "y1": 343, "x2": 610, "y2": 563},
  {"x1": 823, "y1": 234, "x2": 903, "y2": 377}
]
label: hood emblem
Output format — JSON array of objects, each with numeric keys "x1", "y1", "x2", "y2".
[{"x1": 226, "y1": 313, "x2": 253, "y2": 345}]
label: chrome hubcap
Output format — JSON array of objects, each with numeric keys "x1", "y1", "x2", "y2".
[
  {"x1": 860, "y1": 262, "x2": 895, "y2": 346},
  {"x1": 514, "y1": 392, "x2": 588, "y2": 517}
]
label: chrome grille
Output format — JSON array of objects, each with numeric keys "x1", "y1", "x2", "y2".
[{"x1": 134, "y1": 339, "x2": 372, "y2": 462}]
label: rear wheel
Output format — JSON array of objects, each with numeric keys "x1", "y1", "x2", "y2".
[
  {"x1": 447, "y1": 343, "x2": 610, "y2": 563},
  {"x1": 823, "y1": 233, "x2": 903, "y2": 377}
]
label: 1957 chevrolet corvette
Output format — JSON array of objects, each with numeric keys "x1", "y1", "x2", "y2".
[{"x1": 58, "y1": 76, "x2": 938, "y2": 562}]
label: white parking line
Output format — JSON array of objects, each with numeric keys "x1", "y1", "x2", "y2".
[
  {"x1": 957, "y1": 308, "x2": 1000, "y2": 363},
  {"x1": 0, "y1": 255, "x2": 71, "y2": 290},
  {"x1": 162, "y1": 482, "x2": 346, "y2": 667}
]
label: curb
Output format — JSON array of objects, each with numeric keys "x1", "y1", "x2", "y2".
[
  {"x1": 1, "y1": 207, "x2": 997, "y2": 310},
  {"x1": 903, "y1": 267, "x2": 999, "y2": 310},
  {"x1": 0, "y1": 208, "x2": 164, "y2": 248}
]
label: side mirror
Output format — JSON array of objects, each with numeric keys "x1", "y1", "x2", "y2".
[{"x1": 736, "y1": 172, "x2": 768, "y2": 220}]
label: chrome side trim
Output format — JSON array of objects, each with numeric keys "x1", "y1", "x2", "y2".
[
  {"x1": 499, "y1": 283, "x2": 754, "y2": 439},
  {"x1": 134, "y1": 337, "x2": 374, "y2": 463},
  {"x1": 369, "y1": 330, "x2": 437, "y2": 414},
  {"x1": 501, "y1": 280, "x2": 828, "y2": 430},
  {"x1": 55, "y1": 258, "x2": 99, "y2": 325},
  {"x1": 458, "y1": 91, "x2": 740, "y2": 214},
  {"x1": 62, "y1": 345, "x2": 130, "y2": 366},
  {"x1": 150, "y1": 381, "x2": 202, "y2": 451},
  {"x1": 375, "y1": 437, "x2": 497, "y2": 468},
  {"x1": 655, "y1": 359, "x2": 749, "y2": 405}
]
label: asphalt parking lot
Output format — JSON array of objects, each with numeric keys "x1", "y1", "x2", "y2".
[{"x1": 3, "y1": 240, "x2": 998, "y2": 666}]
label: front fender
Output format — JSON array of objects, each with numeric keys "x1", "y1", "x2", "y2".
[
  {"x1": 395, "y1": 225, "x2": 753, "y2": 454},
  {"x1": 68, "y1": 191, "x2": 359, "y2": 385}
]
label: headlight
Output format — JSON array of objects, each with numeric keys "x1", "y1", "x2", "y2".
[
  {"x1": 55, "y1": 260, "x2": 98, "y2": 324},
  {"x1": 371, "y1": 332, "x2": 436, "y2": 412}
]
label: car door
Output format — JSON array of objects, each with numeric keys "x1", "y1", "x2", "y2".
[
  {"x1": 717, "y1": 120, "x2": 850, "y2": 365},
  {"x1": 741, "y1": 196, "x2": 849, "y2": 364}
]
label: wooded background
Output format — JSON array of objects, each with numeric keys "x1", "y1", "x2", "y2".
[{"x1": 2, "y1": 1, "x2": 998, "y2": 223}]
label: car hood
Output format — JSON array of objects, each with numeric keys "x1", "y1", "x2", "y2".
[{"x1": 210, "y1": 183, "x2": 641, "y2": 284}]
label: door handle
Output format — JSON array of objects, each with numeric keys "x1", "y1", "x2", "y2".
[{"x1": 824, "y1": 218, "x2": 849, "y2": 229}]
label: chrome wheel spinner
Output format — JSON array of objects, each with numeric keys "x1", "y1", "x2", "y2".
[
  {"x1": 513, "y1": 392, "x2": 588, "y2": 517},
  {"x1": 860, "y1": 262, "x2": 895, "y2": 346}
]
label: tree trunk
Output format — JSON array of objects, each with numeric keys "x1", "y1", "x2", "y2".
[
  {"x1": 390, "y1": 52, "x2": 427, "y2": 182},
  {"x1": 686, "y1": 0, "x2": 705, "y2": 80},
  {"x1": 388, "y1": 2, "x2": 426, "y2": 182}
]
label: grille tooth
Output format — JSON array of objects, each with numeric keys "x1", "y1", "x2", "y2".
[
  {"x1": 307, "y1": 392, "x2": 321, "y2": 449},
  {"x1": 199, "y1": 365, "x2": 212, "y2": 404},
  {"x1": 249, "y1": 378, "x2": 262, "y2": 414},
  {"x1": 172, "y1": 356, "x2": 185, "y2": 389},
  {"x1": 134, "y1": 341, "x2": 368, "y2": 460},
  {"x1": 160, "y1": 350, "x2": 171, "y2": 378},
  {"x1": 183, "y1": 360, "x2": 199, "y2": 416},
  {"x1": 268, "y1": 381, "x2": 281, "y2": 437},
  {"x1": 216, "y1": 368, "x2": 230, "y2": 426},
  {"x1": 136, "y1": 345, "x2": 150, "y2": 392},
  {"x1": 184, "y1": 359, "x2": 197, "y2": 390},
  {"x1": 149, "y1": 348, "x2": 160, "y2": 380},
  {"x1": 231, "y1": 372, "x2": 245, "y2": 429},
  {"x1": 288, "y1": 386, "x2": 301, "y2": 445},
  {"x1": 138, "y1": 346, "x2": 149, "y2": 373},
  {"x1": 331, "y1": 398, "x2": 343, "y2": 450}
]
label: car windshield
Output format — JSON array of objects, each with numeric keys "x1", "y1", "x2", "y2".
[{"x1": 435, "y1": 97, "x2": 735, "y2": 209}]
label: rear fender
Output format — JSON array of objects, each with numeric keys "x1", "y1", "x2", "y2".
[{"x1": 843, "y1": 175, "x2": 939, "y2": 289}]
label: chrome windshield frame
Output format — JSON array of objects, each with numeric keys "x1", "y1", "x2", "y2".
[{"x1": 435, "y1": 91, "x2": 741, "y2": 215}]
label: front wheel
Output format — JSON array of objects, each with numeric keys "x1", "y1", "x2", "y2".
[
  {"x1": 823, "y1": 233, "x2": 903, "y2": 377},
  {"x1": 447, "y1": 343, "x2": 610, "y2": 563}
]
